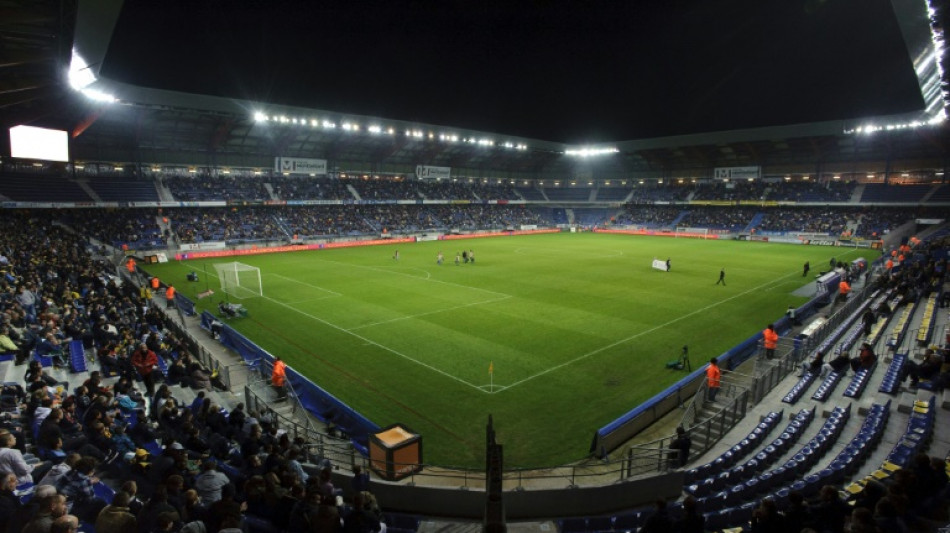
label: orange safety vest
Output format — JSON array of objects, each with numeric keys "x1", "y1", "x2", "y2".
[
  {"x1": 763, "y1": 328, "x2": 779, "y2": 350},
  {"x1": 126, "y1": 258, "x2": 136, "y2": 273},
  {"x1": 165, "y1": 286, "x2": 175, "y2": 300},
  {"x1": 272, "y1": 359, "x2": 286, "y2": 387},
  {"x1": 706, "y1": 364, "x2": 721, "y2": 388},
  {"x1": 151, "y1": 277, "x2": 160, "y2": 290},
  {"x1": 839, "y1": 281, "x2": 851, "y2": 295}
]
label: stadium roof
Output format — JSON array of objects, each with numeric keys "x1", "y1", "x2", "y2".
[{"x1": 1, "y1": 0, "x2": 948, "y2": 176}]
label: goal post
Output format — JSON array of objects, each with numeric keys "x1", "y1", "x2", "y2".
[
  {"x1": 674, "y1": 227, "x2": 710, "y2": 239},
  {"x1": 214, "y1": 262, "x2": 262, "y2": 299}
]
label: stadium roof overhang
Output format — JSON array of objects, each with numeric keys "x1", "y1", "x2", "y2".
[{"x1": 49, "y1": 0, "x2": 950, "y2": 175}]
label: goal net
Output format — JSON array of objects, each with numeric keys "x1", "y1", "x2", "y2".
[
  {"x1": 214, "y1": 262, "x2": 262, "y2": 299},
  {"x1": 674, "y1": 227, "x2": 710, "y2": 239}
]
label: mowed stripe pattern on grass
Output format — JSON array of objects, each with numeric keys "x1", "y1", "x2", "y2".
[{"x1": 148, "y1": 233, "x2": 869, "y2": 466}]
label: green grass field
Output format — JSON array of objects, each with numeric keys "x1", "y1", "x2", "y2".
[{"x1": 144, "y1": 233, "x2": 872, "y2": 468}]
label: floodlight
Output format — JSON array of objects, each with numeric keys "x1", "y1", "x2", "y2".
[
  {"x1": 254, "y1": 112, "x2": 268, "y2": 122},
  {"x1": 565, "y1": 147, "x2": 619, "y2": 157},
  {"x1": 68, "y1": 50, "x2": 96, "y2": 90},
  {"x1": 368, "y1": 125, "x2": 382, "y2": 134}
]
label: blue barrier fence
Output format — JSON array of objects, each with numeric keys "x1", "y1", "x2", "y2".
[{"x1": 199, "y1": 311, "x2": 380, "y2": 451}]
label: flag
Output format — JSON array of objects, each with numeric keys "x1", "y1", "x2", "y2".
[{"x1": 489, "y1": 361, "x2": 493, "y2": 375}]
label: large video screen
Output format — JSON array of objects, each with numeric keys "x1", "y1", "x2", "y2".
[{"x1": 9, "y1": 125, "x2": 69, "y2": 162}]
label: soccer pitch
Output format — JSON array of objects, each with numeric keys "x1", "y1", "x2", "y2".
[{"x1": 146, "y1": 233, "x2": 871, "y2": 467}]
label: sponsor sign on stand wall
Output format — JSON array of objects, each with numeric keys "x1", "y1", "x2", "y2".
[
  {"x1": 714, "y1": 166, "x2": 760, "y2": 180},
  {"x1": 274, "y1": 157, "x2": 328, "y2": 175},
  {"x1": 415, "y1": 165, "x2": 451, "y2": 179}
]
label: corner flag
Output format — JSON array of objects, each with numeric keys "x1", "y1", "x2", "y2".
[{"x1": 489, "y1": 361, "x2": 494, "y2": 375}]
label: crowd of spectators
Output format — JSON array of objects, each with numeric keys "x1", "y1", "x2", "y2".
[
  {"x1": 170, "y1": 208, "x2": 287, "y2": 244},
  {"x1": 163, "y1": 175, "x2": 270, "y2": 202},
  {"x1": 767, "y1": 180, "x2": 857, "y2": 202},
  {"x1": 691, "y1": 181, "x2": 769, "y2": 202},
  {"x1": 14, "y1": 203, "x2": 927, "y2": 248},
  {"x1": 62, "y1": 211, "x2": 167, "y2": 250},
  {"x1": 678, "y1": 206, "x2": 760, "y2": 231},
  {"x1": 269, "y1": 176, "x2": 350, "y2": 201},
  {"x1": 614, "y1": 206, "x2": 683, "y2": 227},
  {"x1": 756, "y1": 208, "x2": 850, "y2": 235},
  {"x1": 626, "y1": 183, "x2": 694, "y2": 204},
  {"x1": 0, "y1": 210, "x2": 388, "y2": 533},
  {"x1": 160, "y1": 175, "x2": 524, "y2": 203}
]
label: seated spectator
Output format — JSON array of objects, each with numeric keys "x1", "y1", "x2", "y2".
[
  {"x1": 0, "y1": 472, "x2": 22, "y2": 529},
  {"x1": 206, "y1": 483, "x2": 243, "y2": 533},
  {"x1": 136, "y1": 486, "x2": 180, "y2": 533},
  {"x1": 83, "y1": 371, "x2": 112, "y2": 401},
  {"x1": 288, "y1": 488, "x2": 321, "y2": 531},
  {"x1": 0, "y1": 429, "x2": 35, "y2": 484},
  {"x1": 22, "y1": 490, "x2": 68, "y2": 533},
  {"x1": 800, "y1": 350, "x2": 827, "y2": 378},
  {"x1": 36, "y1": 333, "x2": 67, "y2": 367},
  {"x1": 95, "y1": 490, "x2": 137, "y2": 533},
  {"x1": 25, "y1": 361, "x2": 60, "y2": 388},
  {"x1": 55, "y1": 456, "x2": 107, "y2": 523},
  {"x1": 165, "y1": 358, "x2": 188, "y2": 387},
  {"x1": 904, "y1": 349, "x2": 944, "y2": 388},
  {"x1": 343, "y1": 490, "x2": 382, "y2": 533},
  {"x1": 194, "y1": 460, "x2": 230, "y2": 506},
  {"x1": 823, "y1": 352, "x2": 851, "y2": 376},
  {"x1": 850, "y1": 343, "x2": 876, "y2": 372},
  {"x1": 97, "y1": 343, "x2": 122, "y2": 377}
]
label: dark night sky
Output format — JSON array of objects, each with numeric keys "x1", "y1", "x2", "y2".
[{"x1": 101, "y1": 0, "x2": 925, "y2": 143}]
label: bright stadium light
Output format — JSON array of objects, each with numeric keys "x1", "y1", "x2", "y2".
[
  {"x1": 69, "y1": 49, "x2": 117, "y2": 103},
  {"x1": 845, "y1": 0, "x2": 947, "y2": 136},
  {"x1": 564, "y1": 147, "x2": 619, "y2": 157},
  {"x1": 253, "y1": 112, "x2": 268, "y2": 122},
  {"x1": 368, "y1": 125, "x2": 382, "y2": 134}
]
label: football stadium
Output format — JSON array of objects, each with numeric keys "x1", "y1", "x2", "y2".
[{"x1": 1, "y1": 0, "x2": 949, "y2": 531}]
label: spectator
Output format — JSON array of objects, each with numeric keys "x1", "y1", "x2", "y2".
[
  {"x1": 131, "y1": 343, "x2": 159, "y2": 397},
  {"x1": 22, "y1": 492, "x2": 68, "y2": 533},
  {"x1": 55, "y1": 456, "x2": 106, "y2": 523},
  {"x1": 0, "y1": 428, "x2": 35, "y2": 484},
  {"x1": 194, "y1": 460, "x2": 230, "y2": 506},
  {"x1": 0, "y1": 472, "x2": 23, "y2": 533},
  {"x1": 95, "y1": 490, "x2": 137, "y2": 533}
]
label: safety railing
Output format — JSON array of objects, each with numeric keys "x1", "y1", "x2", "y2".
[{"x1": 628, "y1": 387, "x2": 750, "y2": 479}]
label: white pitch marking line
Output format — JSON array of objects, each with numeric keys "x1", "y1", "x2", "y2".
[
  {"x1": 283, "y1": 296, "x2": 340, "y2": 305},
  {"x1": 269, "y1": 273, "x2": 343, "y2": 297},
  {"x1": 494, "y1": 266, "x2": 817, "y2": 393},
  {"x1": 349, "y1": 295, "x2": 512, "y2": 331},
  {"x1": 266, "y1": 295, "x2": 489, "y2": 393},
  {"x1": 314, "y1": 258, "x2": 512, "y2": 298},
  {"x1": 173, "y1": 262, "x2": 488, "y2": 393}
]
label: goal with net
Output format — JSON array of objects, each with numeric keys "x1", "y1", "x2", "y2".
[
  {"x1": 214, "y1": 262, "x2": 263, "y2": 299},
  {"x1": 674, "y1": 227, "x2": 711, "y2": 239}
]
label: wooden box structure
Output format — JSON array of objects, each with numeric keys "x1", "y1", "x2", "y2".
[{"x1": 369, "y1": 424, "x2": 423, "y2": 481}]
